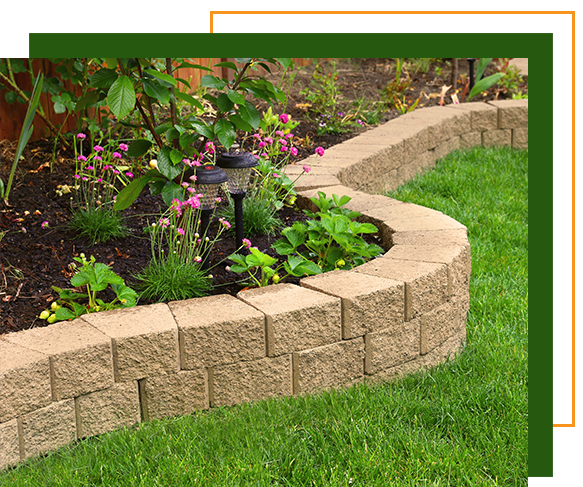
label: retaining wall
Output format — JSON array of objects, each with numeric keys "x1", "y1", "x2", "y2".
[{"x1": 0, "y1": 99, "x2": 527, "y2": 469}]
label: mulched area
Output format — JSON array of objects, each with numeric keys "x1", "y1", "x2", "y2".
[{"x1": 0, "y1": 58, "x2": 527, "y2": 334}]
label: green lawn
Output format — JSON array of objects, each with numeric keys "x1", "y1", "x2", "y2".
[{"x1": 1, "y1": 146, "x2": 528, "y2": 486}]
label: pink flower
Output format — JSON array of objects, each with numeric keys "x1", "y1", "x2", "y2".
[
  {"x1": 119, "y1": 143, "x2": 129, "y2": 151},
  {"x1": 113, "y1": 170, "x2": 120, "y2": 175},
  {"x1": 258, "y1": 141, "x2": 267, "y2": 149},
  {"x1": 205, "y1": 141, "x2": 215, "y2": 154},
  {"x1": 264, "y1": 137, "x2": 273, "y2": 145},
  {"x1": 77, "y1": 155, "x2": 87, "y2": 162},
  {"x1": 125, "y1": 172, "x2": 134, "y2": 178},
  {"x1": 82, "y1": 176, "x2": 89, "y2": 181},
  {"x1": 159, "y1": 217, "x2": 170, "y2": 228},
  {"x1": 273, "y1": 173, "x2": 281, "y2": 178},
  {"x1": 194, "y1": 256, "x2": 202, "y2": 263},
  {"x1": 290, "y1": 147, "x2": 298, "y2": 156},
  {"x1": 73, "y1": 174, "x2": 81, "y2": 179},
  {"x1": 103, "y1": 165, "x2": 113, "y2": 171},
  {"x1": 303, "y1": 165, "x2": 311, "y2": 173},
  {"x1": 177, "y1": 228, "x2": 185, "y2": 236},
  {"x1": 86, "y1": 165, "x2": 95, "y2": 170},
  {"x1": 285, "y1": 133, "x2": 294, "y2": 139},
  {"x1": 41, "y1": 221, "x2": 49, "y2": 229},
  {"x1": 315, "y1": 146, "x2": 325, "y2": 157},
  {"x1": 242, "y1": 238, "x2": 252, "y2": 248},
  {"x1": 181, "y1": 182, "x2": 190, "y2": 188},
  {"x1": 252, "y1": 133, "x2": 261, "y2": 139},
  {"x1": 279, "y1": 139, "x2": 288, "y2": 146},
  {"x1": 221, "y1": 219, "x2": 231, "y2": 229},
  {"x1": 279, "y1": 113, "x2": 289, "y2": 124},
  {"x1": 215, "y1": 197, "x2": 222, "y2": 203},
  {"x1": 281, "y1": 146, "x2": 288, "y2": 152},
  {"x1": 76, "y1": 133, "x2": 86, "y2": 139},
  {"x1": 97, "y1": 178, "x2": 103, "y2": 183},
  {"x1": 95, "y1": 156, "x2": 102, "y2": 161},
  {"x1": 93, "y1": 145, "x2": 103, "y2": 152},
  {"x1": 112, "y1": 152, "x2": 122, "y2": 159},
  {"x1": 275, "y1": 130, "x2": 284, "y2": 137}
]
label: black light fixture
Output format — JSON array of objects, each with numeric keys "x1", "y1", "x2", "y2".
[
  {"x1": 467, "y1": 58, "x2": 478, "y2": 91},
  {"x1": 193, "y1": 164, "x2": 228, "y2": 269},
  {"x1": 215, "y1": 152, "x2": 258, "y2": 248}
]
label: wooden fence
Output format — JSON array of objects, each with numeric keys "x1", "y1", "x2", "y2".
[{"x1": 0, "y1": 58, "x2": 315, "y2": 143}]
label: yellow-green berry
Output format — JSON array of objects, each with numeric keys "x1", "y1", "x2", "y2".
[
  {"x1": 50, "y1": 301, "x2": 60, "y2": 311},
  {"x1": 39, "y1": 310, "x2": 50, "y2": 320},
  {"x1": 47, "y1": 314, "x2": 57, "y2": 324}
]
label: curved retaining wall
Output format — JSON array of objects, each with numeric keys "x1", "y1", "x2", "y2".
[{"x1": 0, "y1": 99, "x2": 527, "y2": 469}]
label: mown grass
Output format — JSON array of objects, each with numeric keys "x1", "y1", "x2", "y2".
[{"x1": 1, "y1": 146, "x2": 528, "y2": 486}]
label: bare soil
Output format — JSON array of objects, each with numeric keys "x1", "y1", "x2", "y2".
[{"x1": 0, "y1": 58, "x2": 527, "y2": 334}]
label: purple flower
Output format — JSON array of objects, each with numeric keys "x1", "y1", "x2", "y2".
[
  {"x1": 279, "y1": 113, "x2": 289, "y2": 124},
  {"x1": 76, "y1": 133, "x2": 86, "y2": 139},
  {"x1": 279, "y1": 139, "x2": 288, "y2": 146},
  {"x1": 290, "y1": 147, "x2": 298, "y2": 156},
  {"x1": 119, "y1": 143, "x2": 129, "y2": 151},
  {"x1": 303, "y1": 165, "x2": 311, "y2": 173},
  {"x1": 252, "y1": 133, "x2": 261, "y2": 139},
  {"x1": 113, "y1": 170, "x2": 120, "y2": 175},
  {"x1": 97, "y1": 178, "x2": 103, "y2": 183},
  {"x1": 93, "y1": 145, "x2": 103, "y2": 152},
  {"x1": 315, "y1": 146, "x2": 325, "y2": 157},
  {"x1": 125, "y1": 172, "x2": 134, "y2": 178},
  {"x1": 41, "y1": 221, "x2": 49, "y2": 229},
  {"x1": 112, "y1": 152, "x2": 122, "y2": 159},
  {"x1": 82, "y1": 176, "x2": 88, "y2": 181},
  {"x1": 73, "y1": 174, "x2": 81, "y2": 179},
  {"x1": 77, "y1": 155, "x2": 87, "y2": 162}
]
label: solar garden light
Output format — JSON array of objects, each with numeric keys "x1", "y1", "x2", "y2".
[
  {"x1": 467, "y1": 58, "x2": 478, "y2": 91},
  {"x1": 193, "y1": 164, "x2": 228, "y2": 269},
  {"x1": 216, "y1": 152, "x2": 258, "y2": 249}
]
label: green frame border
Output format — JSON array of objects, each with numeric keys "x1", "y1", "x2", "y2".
[{"x1": 28, "y1": 32, "x2": 553, "y2": 477}]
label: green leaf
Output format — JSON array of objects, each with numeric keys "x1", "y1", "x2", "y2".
[
  {"x1": 475, "y1": 58, "x2": 493, "y2": 83},
  {"x1": 271, "y1": 239, "x2": 295, "y2": 256},
  {"x1": 228, "y1": 114, "x2": 254, "y2": 133},
  {"x1": 142, "y1": 78, "x2": 170, "y2": 105},
  {"x1": 467, "y1": 73, "x2": 505, "y2": 101},
  {"x1": 275, "y1": 58, "x2": 293, "y2": 70},
  {"x1": 226, "y1": 89, "x2": 246, "y2": 105},
  {"x1": 234, "y1": 58, "x2": 252, "y2": 64},
  {"x1": 170, "y1": 148, "x2": 184, "y2": 165},
  {"x1": 200, "y1": 75, "x2": 227, "y2": 90},
  {"x1": 161, "y1": 181, "x2": 184, "y2": 207},
  {"x1": 4, "y1": 91, "x2": 17, "y2": 103},
  {"x1": 143, "y1": 69, "x2": 177, "y2": 87},
  {"x1": 158, "y1": 147, "x2": 183, "y2": 180},
  {"x1": 217, "y1": 93, "x2": 234, "y2": 112},
  {"x1": 214, "y1": 61, "x2": 239, "y2": 71},
  {"x1": 215, "y1": 119, "x2": 236, "y2": 149},
  {"x1": 107, "y1": 75, "x2": 136, "y2": 119},
  {"x1": 74, "y1": 90, "x2": 100, "y2": 112},
  {"x1": 55, "y1": 307, "x2": 77, "y2": 321},
  {"x1": 179, "y1": 132, "x2": 198, "y2": 150},
  {"x1": 239, "y1": 101, "x2": 261, "y2": 129},
  {"x1": 113, "y1": 170, "x2": 160, "y2": 211},
  {"x1": 281, "y1": 227, "x2": 306, "y2": 248},
  {"x1": 111, "y1": 283, "x2": 138, "y2": 307},
  {"x1": 127, "y1": 139, "x2": 153, "y2": 158},
  {"x1": 89, "y1": 68, "x2": 118, "y2": 89},
  {"x1": 175, "y1": 91, "x2": 204, "y2": 109}
]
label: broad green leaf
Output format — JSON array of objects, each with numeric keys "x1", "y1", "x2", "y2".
[
  {"x1": 217, "y1": 93, "x2": 234, "y2": 112},
  {"x1": 55, "y1": 307, "x2": 77, "y2": 321},
  {"x1": 142, "y1": 78, "x2": 170, "y2": 105},
  {"x1": 214, "y1": 61, "x2": 239, "y2": 71},
  {"x1": 4, "y1": 91, "x2": 17, "y2": 103},
  {"x1": 228, "y1": 114, "x2": 254, "y2": 132},
  {"x1": 161, "y1": 181, "x2": 184, "y2": 207},
  {"x1": 74, "y1": 90, "x2": 100, "y2": 112},
  {"x1": 275, "y1": 58, "x2": 293, "y2": 69},
  {"x1": 179, "y1": 132, "x2": 198, "y2": 150},
  {"x1": 170, "y1": 148, "x2": 184, "y2": 165},
  {"x1": 475, "y1": 58, "x2": 493, "y2": 82},
  {"x1": 143, "y1": 69, "x2": 177, "y2": 87},
  {"x1": 175, "y1": 91, "x2": 204, "y2": 109},
  {"x1": 200, "y1": 75, "x2": 227, "y2": 90},
  {"x1": 154, "y1": 122, "x2": 173, "y2": 135},
  {"x1": 107, "y1": 75, "x2": 136, "y2": 119},
  {"x1": 271, "y1": 239, "x2": 295, "y2": 256},
  {"x1": 158, "y1": 147, "x2": 183, "y2": 180},
  {"x1": 174, "y1": 62, "x2": 213, "y2": 72},
  {"x1": 189, "y1": 120, "x2": 214, "y2": 140},
  {"x1": 239, "y1": 100, "x2": 261, "y2": 129},
  {"x1": 226, "y1": 89, "x2": 246, "y2": 105},
  {"x1": 127, "y1": 139, "x2": 153, "y2": 157},
  {"x1": 89, "y1": 68, "x2": 118, "y2": 88},
  {"x1": 281, "y1": 227, "x2": 306, "y2": 248},
  {"x1": 234, "y1": 58, "x2": 252, "y2": 64},
  {"x1": 113, "y1": 170, "x2": 160, "y2": 211},
  {"x1": 467, "y1": 73, "x2": 505, "y2": 101},
  {"x1": 93, "y1": 263, "x2": 124, "y2": 291},
  {"x1": 111, "y1": 283, "x2": 138, "y2": 307},
  {"x1": 230, "y1": 264, "x2": 248, "y2": 274},
  {"x1": 215, "y1": 119, "x2": 236, "y2": 149}
]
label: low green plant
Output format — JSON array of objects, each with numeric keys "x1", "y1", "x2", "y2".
[
  {"x1": 272, "y1": 192, "x2": 383, "y2": 272},
  {"x1": 383, "y1": 77, "x2": 412, "y2": 109},
  {"x1": 407, "y1": 57, "x2": 431, "y2": 74},
  {"x1": 68, "y1": 206, "x2": 129, "y2": 244},
  {"x1": 38, "y1": 253, "x2": 137, "y2": 323},
  {"x1": 496, "y1": 59, "x2": 525, "y2": 97},
  {"x1": 219, "y1": 195, "x2": 283, "y2": 237},
  {"x1": 467, "y1": 58, "x2": 505, "y2": 101}
]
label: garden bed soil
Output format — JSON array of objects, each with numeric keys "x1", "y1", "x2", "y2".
[{"x1": 0, "y1": 58, "x2": 527, "y2": 334}]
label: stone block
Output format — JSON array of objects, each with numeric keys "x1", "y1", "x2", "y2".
[
  {"x1": 0, "y1": 419, "x2": 20, "y2": 469},
  {"x1": 460, "y1": 131, "x2": 482, "y2": 149},
  {"x1": 513, "y1": 127, "x2": 528, "y2": 149},
  {"x1": 211, "y1": 355, "x2": 292, "y2": 407},
  {"x1": 286, "y1": 165, "x2": 342, "y2": 192},
  {"x1": 301, "y1": 270, "x2": 405, "y2": 339},
  {"x1": 4, "y1": 319, "x2": 113, "y2": 401},
  {"x1": 82, "y1": 303, "x2": 179, "y2": 382},
  {"x1": 365, "y1": 318, "x2": 420, "y2": 374},
  {"x1": 296, "y1": 185, "x2": 402, "y2": 214},
  {"x1": 434, "y1": 136, "x2": 461, "y2": 161},
  {"x1": 448, "y1": 103, "x2": 498, "y2": 131},
  {"x1": 488, "y1": 99, "x2": 528, "y2": 129},
  {"x1": 383, "y1": 244, "x2": 471, "y2": 298},
  {"x1": 355, "y1": 258, "x2": 448, "y2": 321},
  {"x1": 0, "y1": 339, "x2": 52, "y2": 422},
  {"x1": 168, "y1": 294, "x2": 265, "y2": 369},
  {"x1": 75, "y1": 381, "x2": 141, "y2": 438},
  {"x1": 482, "y1": 129, "x2": 512, "y2": 147},
  {"x1": 420, "y1": 298, "x2": 465, "y2": 355},
  {"x1": 399, "y1": 106, "x2": 472, "y2": 147},
  {"x1": 237, "y1": 284, "x2": 341, "y2": 357},
  {"x1": 20, "y1": 399, "x2": 76, "y2": 460},
  {"x1": 140, "y1": 370, "x2": 208, "y2": 422},
  {"x1": 390, "y1": 228, "x2": 470, "y2": 250},
  {"x1": 293, "y1": 339, "x2": 364, "y2": 395}
]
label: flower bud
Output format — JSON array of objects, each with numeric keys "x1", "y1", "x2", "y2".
[{"x1": 149, "y1": 159, "x2": 158, "y2": 169}]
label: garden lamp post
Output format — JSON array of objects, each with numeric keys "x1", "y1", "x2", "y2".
[
  {"x1": 216, "y1": 152, "x2": 258, "y2": 249},
  {"x1": 467, "y1": 58, "x2": 477, "y2": 91},
  {"x1": 193, "y1": 164, "x2": 228, "y2": 269}
]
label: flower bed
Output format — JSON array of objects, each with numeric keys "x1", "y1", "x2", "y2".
[{"x1": 0, "y1": 99, "x2": 527, "y2": 469}]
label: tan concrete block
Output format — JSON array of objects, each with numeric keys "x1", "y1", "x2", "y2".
[
  {"x1": 140, "y1": 369, "x2": 208, "y2": 422},
  {"x1": 359, "y1": 203, "x2": 466, "y2": 244},
  {"x1": 434, "y1": 136, "x2": 461, "y2": 161},
  {"x1": 513, "y1": 127, "x2": 528, "y2": 149},
  {"x1": 75, "y1": 380, "x2": 140, "y2": 438},
  {"x1": 4, "y1": 319, "x2": 113, "y2": 400},
  {"x1": 0, "y1": 419, "x2": 21, "y2": 469},
  {"x1": 211, "y1": 355, "x2": 292, "y2": 407},
  {"x1": 384, "y1": 244, "x2": 471, "y2": 297},
  {"x1": 0, "y1": 339, "x2": 52, "y2": 422},
  {"x1": 390, "y1": 228, "x2": 470, "y2": 250},
  {"x1": 82, "y1": 303, "x2": 179, "y2": 382},
  {"x1": 460, "y1": 131, "x2": 483, "y2": 149},
  {"x1": 237, "y1": 284, "x2": 341, "y2": 357},
  {"x1": 355, "y1": 258, "x2": 448, "y2": 321},
  {"x1": 420, "y1": 298, "x2": 465, "y2": 355},
  {"x1": 296, "y1": 185, "x2": 402, "y2": 214},
  {"x1": 399, "y1": 106, "x2": 472, "y2": 147},
  {"x1": 488, "y1": 99, "x2": 528, "y2": 129},
  {"x1": 168, "y1": 294, "x2": 265, "y2": 369},
  {"x1": 448, "y1": 103, "x2": 498, "y2": 131},
  {"x1": 20, "y1": 399, "x2": 76, "y2": 460},
  {"x1": 296, "y1": 153, "x2": 363, "y2": 169},
  {"x1": 293, "y1": 338, "x2": 364, "y2": 395},
  {"x1": 482, "y1": 129, "x2": 512, "y2": 147},
  {"x1": 365, "y1": 318, "x2": 420, "y2": 374},
  {"x1": 301, "y1": 270, "x2": 405, "y2": 339}
]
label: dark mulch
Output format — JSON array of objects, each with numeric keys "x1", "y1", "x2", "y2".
[{"x1": 0, "y1": 58, "x2": 527, "y2": 334}]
